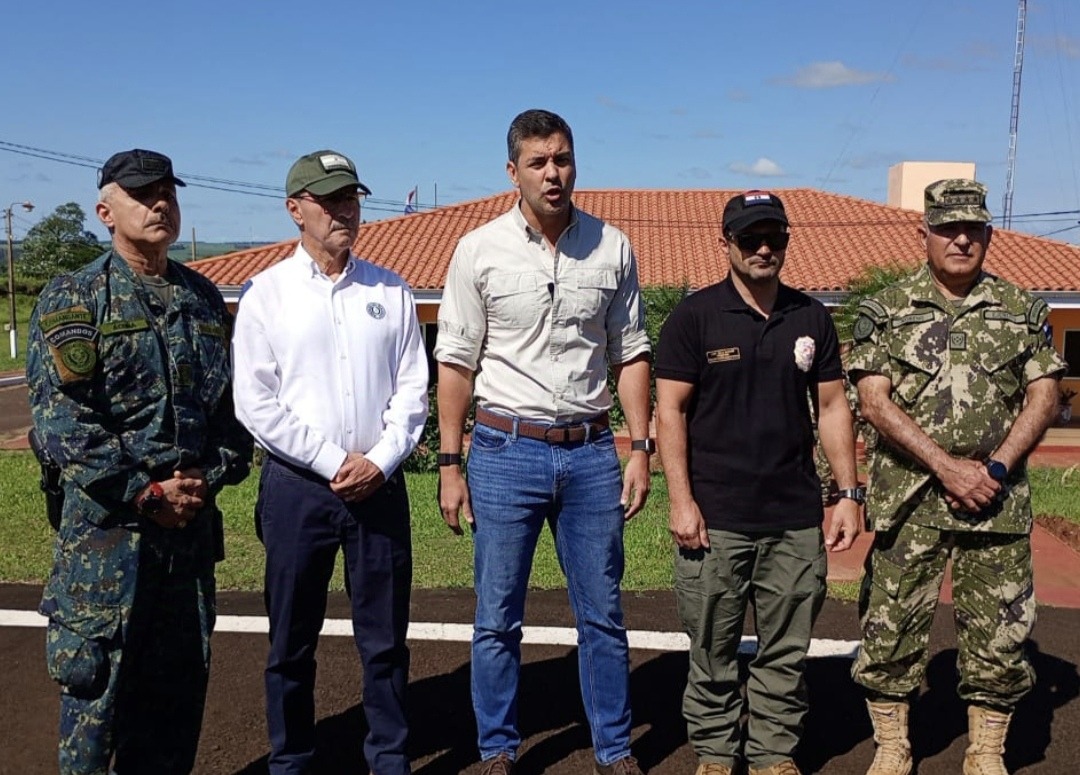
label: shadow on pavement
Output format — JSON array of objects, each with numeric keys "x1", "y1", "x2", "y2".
[
  {"x1": 909, "y1": 641, "x2": 1078, "y2": 772},
  {"x1": 228, "y1": 639, "x2": 1078, "y2": 774}
]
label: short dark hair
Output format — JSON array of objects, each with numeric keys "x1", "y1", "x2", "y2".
[{"x1": 507, "y1": 109, "x2": 574, "y2": 163}]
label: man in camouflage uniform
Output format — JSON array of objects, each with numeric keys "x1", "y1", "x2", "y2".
[
  {"x1": 27, "y1": 149, "x2": 251, "y2": 774},
  {"x1": 847, "y1": 180, "x2": 1065, "y2": 775}
]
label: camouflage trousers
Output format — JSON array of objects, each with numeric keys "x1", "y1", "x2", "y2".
[
  {"x1": 851, "y1": 521, "x2": 1036, "y2": 709},
  {"x1": 50, "y1": 528, "x2": 216, "y2": 774}
]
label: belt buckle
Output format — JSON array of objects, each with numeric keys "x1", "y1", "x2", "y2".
[{"x1": 544, "y1": 426, "x2": 571, "y2": 443}]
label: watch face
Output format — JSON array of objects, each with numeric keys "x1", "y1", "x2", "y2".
[{"x1": 987, "y1": 460, "x2": 1008, "y2": 482}]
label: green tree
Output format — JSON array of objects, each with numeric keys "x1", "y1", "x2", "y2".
[
  {"x1": 19, "y1": 202, "x2": 100, "y2": 279},
  {"x1": 833, "y1": 264, "x2": 919, "y2": 344}
]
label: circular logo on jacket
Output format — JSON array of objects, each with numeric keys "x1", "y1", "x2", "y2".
[
  {"x1": 366, "y1": 302, "x2": 386, "y2": 320},
  {"x1": 60, "y1": 340, "x2": 97, "y2": 374}
]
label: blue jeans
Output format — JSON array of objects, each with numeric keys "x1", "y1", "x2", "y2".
[{"x1": 466, "y1": 421, "x2": 632, "y2": 765}]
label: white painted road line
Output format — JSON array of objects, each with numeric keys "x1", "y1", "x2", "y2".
[{"x1": 0, "y1": 609, "x2": 860, "y2": 657}]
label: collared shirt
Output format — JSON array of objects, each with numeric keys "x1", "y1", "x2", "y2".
[
  {"x1": 232, "y1": 244, "x2": 429, "y2": 481},
  {"x1": 655, "y1": 277, "x2": 843, "y2": 531},
  {"x1": 434, "y1": 203, "x2": 650, "y2": 423},
  {"x1": 848, "y1": 265, "x2": 1067, "y2": 534}
]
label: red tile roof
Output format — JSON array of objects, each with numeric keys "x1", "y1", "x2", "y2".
[{"x1": 189, "y1": 189, "x2": 1080, "y2": 293}]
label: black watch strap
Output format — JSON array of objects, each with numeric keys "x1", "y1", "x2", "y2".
[
  {"x1": 437, "y1": 453, "x2": 463, "y2": 467},
  {"x1": 837, "y1": 486, "x2": 866, "y2": 505},
  {"x1": 630, "y1": 438, "x2": 656, "y2": 454}
]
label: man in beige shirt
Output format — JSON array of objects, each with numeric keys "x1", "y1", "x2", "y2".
[{"x1": 435, "y1": 109, "x2": 652, "y2": 775}]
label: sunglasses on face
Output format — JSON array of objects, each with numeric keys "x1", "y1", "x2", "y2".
[
  {"x1": 731, "y1": 232, "x2": 790, "y2": 252},
  {"x1": 295, "y1": 190, "x2": 363, "y2": 208}
]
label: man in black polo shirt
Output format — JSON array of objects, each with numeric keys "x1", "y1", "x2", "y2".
[{"x1": 655, "y1": 190, "x2": 861, "y2": 775}]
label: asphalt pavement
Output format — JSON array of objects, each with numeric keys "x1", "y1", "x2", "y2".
[{"x1": 2, "y1": 586, "x2": 1079, "y2": 774}]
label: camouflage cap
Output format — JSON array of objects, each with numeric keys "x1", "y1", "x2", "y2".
[{"x1": 924, "y1": 179, "x2": 992, "y2": 226}]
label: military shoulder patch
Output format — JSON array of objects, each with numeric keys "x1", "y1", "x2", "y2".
[
  {"x1": 1026, "y1": 298, "x2": 1050, "y2": 333},
  {"x1": 38, "y1": 307, "x2": 92, "y2": 332},
  {"x1": 853, "y1": 315, "x2": 877, "y2": 343},
  {"x1": 855, "y1": 299, "x2": 888, "y2": 324},
  {"x1": 45, "y1": 323, "x2": 99, "y2": 382}
]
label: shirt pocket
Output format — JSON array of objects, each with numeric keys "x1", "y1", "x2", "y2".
[
  {"x1": 977, "y1": 339, "x2": 1030, "y2": 402},
  {"x1": 192, "y1": 318, "x2": 230, "y2": 407},
  {"x1": 568, "y1": 268, "x2": 618, "y2": 323},
  {"x1": 98, "y1": 327, "x2": 167, "y2": 411},
  {"x1": 887, "y1": 341, "x2": 942, "y2": 408},
  {"x1": 485, "y1": 272, "x2": 542, "y2": 329}
]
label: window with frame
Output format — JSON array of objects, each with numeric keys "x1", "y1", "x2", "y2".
[{"x1": 1064, "y1": 329, "x2": 1080, "y2": 378}]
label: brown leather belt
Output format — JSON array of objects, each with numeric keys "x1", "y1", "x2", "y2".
[{"x1": 475, "y1": 407, "x2": 609, "y2": 444}]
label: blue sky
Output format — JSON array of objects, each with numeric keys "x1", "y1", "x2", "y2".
[{"x1": 2, "y1": 0, "x2": 1079, "y2": 245}]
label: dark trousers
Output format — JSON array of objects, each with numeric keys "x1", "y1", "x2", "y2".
[{"x1": 257, "y1": 457, "x2": 413, "y2": 775}]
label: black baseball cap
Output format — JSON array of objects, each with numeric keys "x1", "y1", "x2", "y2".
[
  {"x1": 723, "y1": 190, "x2": 789, "y2": 234},
  {"x1": 97, "y1": 149, "x2": 186, "y2": 190}
]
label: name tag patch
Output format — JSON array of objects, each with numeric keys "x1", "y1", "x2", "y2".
[{"x1": 707, "y1": 347, "x2": 741, "y2": 364}]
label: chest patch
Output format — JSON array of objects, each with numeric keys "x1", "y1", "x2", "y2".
[
  {"x1": 949, "y1": 332, "x2": 967, "y2": 351},
  {"x1": 707, "y1": 347, "x2": 741, "y2": 364}
]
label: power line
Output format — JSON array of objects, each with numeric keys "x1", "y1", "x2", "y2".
[{"x1": 3, "y1": 138, "x2": 1078, "y2": 230}]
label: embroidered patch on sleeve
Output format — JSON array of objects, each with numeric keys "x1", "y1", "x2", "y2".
[{"x1": 45, "y1": 322, "x2": 99, "y2": 382}]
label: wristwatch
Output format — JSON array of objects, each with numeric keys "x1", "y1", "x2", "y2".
[
  {"x1": 837, "y1": 486, "x2": 866, "y2": 505},
  {"x1": 630, "y1": 439, "x2": 656, "y2": 454},
  {"x1": 437, "y1": 452, "x2": 463, "y2": 467},
  {"x1": 135, "y1": 481, "x2": 165, "y2": 517},
  {"x1": 986, "y1": 459, "x2": 1008, "y2": 483}
]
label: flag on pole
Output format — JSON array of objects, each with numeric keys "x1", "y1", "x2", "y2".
[{"x1": 404, "y1": 187, "x2": 418, "y2": 214}]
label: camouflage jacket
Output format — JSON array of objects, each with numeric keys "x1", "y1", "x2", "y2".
[
  {"x1": 27, "y1": 250, "x2": 251, "y2": 613},
  {"x1": 848, "y1": 265, "x2": 1065, "y2": 534}
]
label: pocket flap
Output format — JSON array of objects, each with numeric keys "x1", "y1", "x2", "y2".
[
  {"x1": 44, "y1": 591, "x2": 122, "y2": 641},
  {"x1": 573, "y1": 269, "x2": 618, "y2": 291},
  {"x1": 487, "y1": 272, "x2": 538, "y2": 298}
]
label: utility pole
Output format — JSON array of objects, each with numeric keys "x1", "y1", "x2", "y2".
[
  {"x1": 4, "y1": 200, "x2": 35, "y2": 359},
  {"x1": 191, "y1": 227, "x2": 196, "y2": 262},
  {"x1": 1003, "y1": 0, "x2": 1027, "y2": 229}
]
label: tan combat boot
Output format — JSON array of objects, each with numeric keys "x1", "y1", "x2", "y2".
[
  {"x1": 865, "y1": 700, "x2": 913, "y2": 775},
  {"x1": 695, "y1": 764, "x2": 735, "y2": 775},
  {"x1": 748, "y1": 761, "x2": 801, "y2": 775},
  {"x1": 963, "y1": 705, "x2": 1012, "y2": 775}
]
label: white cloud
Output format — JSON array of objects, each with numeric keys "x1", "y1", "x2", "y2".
[
  {"x1": 679, "y1": 167, "x2": 714, "y2": 180},
  {"x1": 773, "y1": 61, "x2": 894, "y2": 89},
  {"x1": 727, "y1": 88, "x2": 752, "y2": 103},
  {"x1": 596, "y1": 95, "x2": 637, "y2": 113},
  {"x1": 1045, "y1": 35, "x2": 1080, "y2": 59},
  {"x1": 729, "y1": 158, "x2": 787, "y2": 177}
]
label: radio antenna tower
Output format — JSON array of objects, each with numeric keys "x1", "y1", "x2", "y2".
[{"x1": 1002, "y1": 0, "x2": 1027, "y2": 229}]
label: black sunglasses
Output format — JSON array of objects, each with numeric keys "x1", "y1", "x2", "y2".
[
  {"x1": 295, "y1": 190, "x2": 363, "y2": 208},
  {"x1": 731, "y1": 232, "x2": 790, "y2": 252}
]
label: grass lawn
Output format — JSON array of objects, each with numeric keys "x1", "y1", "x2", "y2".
[
  {"x1": 4, "y1": 452, "x2": 1078, "y2": 595},
  {"x1": 0, "y1": 452, "x2": 675, "y2": 591},
  {"x1": 0, "y1": 293, "x2": 34, "y2": 373}
]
